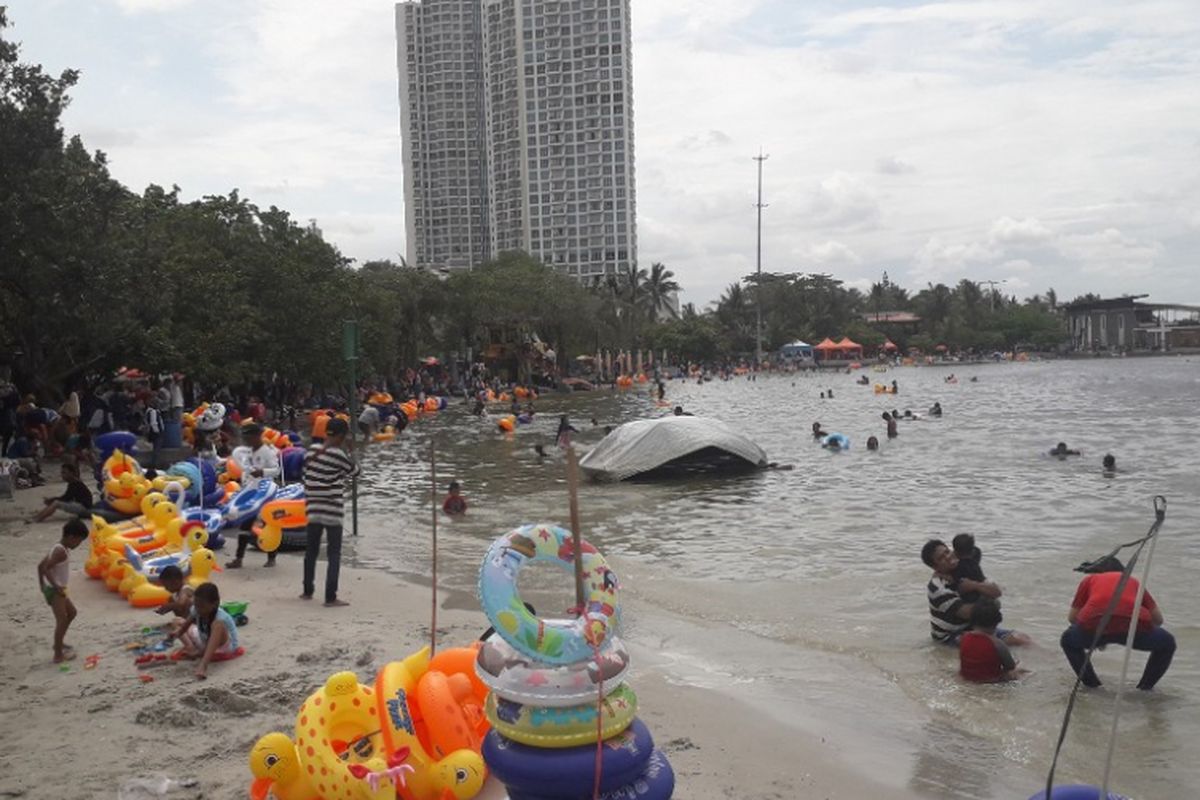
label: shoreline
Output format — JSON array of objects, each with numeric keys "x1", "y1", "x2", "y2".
[{"x1": 0, "y1": 481, "x2": 920, "y2": 800}]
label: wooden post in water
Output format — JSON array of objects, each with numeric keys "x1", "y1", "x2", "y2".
[
  {"x1": 566, "y1": 445, "x2": 585, "y2": 613},
  {"x1": 430, "y1": 439, "x2": 438, "y2": 656}
]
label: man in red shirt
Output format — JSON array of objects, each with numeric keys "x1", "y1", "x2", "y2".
[{"x1": 1060, "y1": 557, "x2": 1176, "y2": 690}]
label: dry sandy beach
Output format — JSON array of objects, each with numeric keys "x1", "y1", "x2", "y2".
[{"x1": 0, "y1": 478, "x2": 918, "y2": 800}]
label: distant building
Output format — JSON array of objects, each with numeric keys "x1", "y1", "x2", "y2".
[
  {"x1": 1062, "y1": 296, "x2": 1200, "y2": 351},
  {"x1": 395, "y1": 0, "x2": 491, "y2": 270},
  {"x1": 396, "y1": 0, "x2": 638, "y2": 280},
  {"x1": 863, "y1": 310, "x2": 921, "y2": 330}
]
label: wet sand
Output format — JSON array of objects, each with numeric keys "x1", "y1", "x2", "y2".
[{"x1": 0, "y1": 479, "x2": 918, "y2": 800}]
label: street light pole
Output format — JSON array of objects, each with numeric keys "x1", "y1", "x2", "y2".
[
  {"x1": 753, "y1": 149, "x2": 769, "y2": 367},
  {"x1": 982, "y1": 279, "x2": 1007, "y2": 311}
]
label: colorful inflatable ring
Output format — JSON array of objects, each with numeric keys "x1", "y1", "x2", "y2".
[
  {"x1": 479, "y1": 524, "x2": 619, "y2": 664},
  {"x1": 253, "y1": 499, "x2": 307, "y2": 554},
  {"x1": 497, "y1": 415, "x2": 516, "y2": 432},
  {"x1": 476, "y1": 629, "x2": 630, "y2": 707},
  {"x1": 482, "y1": 718, "x2": 654, "y2": 796},
  {"x1": 484, "y1": 685, "x2": 637, "y2": 748},
  {"x1": 507, "y1": 748, "x2": 674, "y2": 800}
]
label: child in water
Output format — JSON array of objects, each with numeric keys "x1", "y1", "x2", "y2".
[
  {"x1": 37, "y1": 518, "x2": 88, "y2": 662},
  {"x1": 952, "y1": 533, "x2": 986, "y2": 603},
  {"x1": 959, "y1": 598, "x2": 1022, "y2": 683},
  {"x1": 172, "y1": 582, "x2": 240, "y2": 680},
  {"x1": 442, "y1": 481, "x2": 467, "y2": 515}
]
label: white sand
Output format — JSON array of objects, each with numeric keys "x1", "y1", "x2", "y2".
[{"x1": 0, "y1": 479, "x2": 919, "y2": 800}]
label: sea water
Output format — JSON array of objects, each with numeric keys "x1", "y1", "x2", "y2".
[{"x1": 347, "y1": 357, "x2": 1200, "y2": 799}]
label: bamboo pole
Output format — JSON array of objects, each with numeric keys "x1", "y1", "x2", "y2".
[
  {"x1": 565, "y1": 445, "x2": 585, "y2": 612},
  {"x1": 430, "y1": 439, "x2": 438, "y2": 656}
]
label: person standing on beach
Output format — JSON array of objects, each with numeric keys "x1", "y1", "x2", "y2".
[
  {"x1": 301, "y1": 418, "x2": 359, "y2": 607},
  {"x1": 38, "y1": 519, "x2": 88, "y2": 662}
]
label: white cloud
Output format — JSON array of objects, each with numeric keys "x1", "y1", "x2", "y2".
[
  {"x1": 808, "y1": 240, "x2": 862, "y2": 266},
  {"x1": 115, "y1": 0, "x2": 194, "y2": 12},
  {"x1": 875, "y1": 155, "x2": 916, "y2": 175},
  {"x1": 989, "y1": 216, "x2": 1053, "y2": 245},
  {"x1": 801, "y1": 172, "x2": 882, "y2": 231}
]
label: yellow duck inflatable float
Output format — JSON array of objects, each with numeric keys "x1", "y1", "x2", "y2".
[
  {"x1": 126, "y1": 547, "x2": 221, "y2": 608},
  {"x1": 249, "y1": 647, "x2": 486, "y2": 800},
  {"x1": 117, "y1": 521, "x2": 209, "y2": 597}
]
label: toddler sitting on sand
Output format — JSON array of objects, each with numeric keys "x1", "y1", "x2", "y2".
[{"x1": 170, "y1": 582, "x2": 240, "y2": 680}]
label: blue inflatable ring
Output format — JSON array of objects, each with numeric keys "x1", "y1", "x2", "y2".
[
  {"x1": 1027, "y1": 787, "x2": 1131, "y2": 800},
  {"x1": 507, "y1": 748, "x2": 674, "y2": 800},
  {"x1": 822, "y1": 433, "x2": 850, "y2": 450},
  {"x1": 479, "y1": 524, "x2": 619, "y2": 665},
  {"x1": 483, "y1": 718, "x2": 653, "y2": 796}
]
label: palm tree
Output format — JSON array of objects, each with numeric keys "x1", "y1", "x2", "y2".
[
  {"x1": 917, "y1": 282, "x2": 954, "y2": 329},
  {"x1": 643, "y1": 262, "x2": 680, "y2": 319},
  {"x1": 869, "y1": 281, "x2": 886, "y2": 321}
]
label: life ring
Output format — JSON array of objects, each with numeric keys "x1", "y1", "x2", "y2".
[
  {"x1": 482, "y1": 718, "x2": 654, "y2": 796},
  {"x1": 479, "y1": 524, "x2": 619, "y2": 664},
  {"x1": 506, "y1": 747, "x2": 674, "y2": 800},
  {"x1": 822, "y1": 433, "x2": 850, "y2": 451},
  {"x1": 484, "y1": 685, "x2": 637, "y2": 748},
  {"x1": 475, "y1": 628, "x2": 629, "y2": 707}
]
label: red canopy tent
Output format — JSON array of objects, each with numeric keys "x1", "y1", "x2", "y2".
[
  {"x1": 813, "y1": 338, "x2": 840, "y2": 351},
  {"x1": 836, "y1": 337, "x2": 863, "y2": 354},
  {"x1": 882, "y1": 340, "x2": 898, "y2": 351}
]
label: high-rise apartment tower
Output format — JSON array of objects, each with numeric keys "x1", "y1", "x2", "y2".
[{"x1": 395, "y1": 0, "x2": 637, "y2": 280}]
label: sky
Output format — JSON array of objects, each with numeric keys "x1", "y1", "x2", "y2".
[{"x1": 7, "y1": 0, "x2": 1199, "y2": 307}]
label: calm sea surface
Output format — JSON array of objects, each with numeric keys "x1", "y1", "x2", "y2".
[{"x1": 343, "y1": 357, "x2": 1200, "y2": 799}]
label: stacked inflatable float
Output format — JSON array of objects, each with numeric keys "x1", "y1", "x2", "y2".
[
  {"x1": 247, "y1": 645, "x2": 490, "y2": 800},
  {"x1": 477, "y1": 524, "x2": 674, "y2": 800}
]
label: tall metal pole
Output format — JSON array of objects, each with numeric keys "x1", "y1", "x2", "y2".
[
  {"x1": 343, "y1": 320, "x2": 359, "y2": 537},
  {"x1": 753, "y1": 149, "x2": 769, "y2": 367},
  {"x1": 981, "y1": 279, "x2": 1006, "y2": 312}
]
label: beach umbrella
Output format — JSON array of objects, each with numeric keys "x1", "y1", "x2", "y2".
[
  {"x1": 883, "y1": 340, "x2": 898, "y2": 351},
  {"x1": 935, "y1": 344, "x2": 948, "y2": 352}
]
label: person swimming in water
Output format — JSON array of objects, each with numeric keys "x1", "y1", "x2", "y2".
[
  {"x1": 866, "y1": 435, "x2": 879, "y2": 451},
  {"x1": 883, "y1": 412, "x2": 898, "y2": 439},
  {"x1": 929, "y1": 402, "x2": 943, "y2": 417},
  {"x1": 1102, "y1": 453, "x2": 1116, "y2": 472},
  {"x1": 820, "y1": 392, "x2": 826, "y2": 399},
  {"x1": 1050, "y1": 442, "x2": 1080, "y2": 457},
  {"x1": 891, "y1": 380, "x2": 898, "y2": 395},
  {"x1": 812, "y1": 422, "x2": 828, "y2": 438}
]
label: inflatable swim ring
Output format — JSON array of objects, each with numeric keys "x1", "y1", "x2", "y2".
[
  {"x1": 482, "y1": 718, "x2": 654, "y2": 796},
  {"x1": 253, "y1": 498, "x2": 308, "y2": 553},
  {"x1": 1026, "y1": 788, "x2": 1129, "y2": 800},
  {"x1": 822, "y1": 433, "x2": 850, "y2": 451},
  {"x1": 506, "y1": 747, "x2": 674, "y2": 800},
  {"x1": 476, "y1": 629, "x2": 629, "y2": 707},
  {"x1": 484, "y1": 685, "x2": 637, "y2": 748},
  {"x1": 479, "y1": 524, "x2": 619, "y2": 665},
  {"x1": 497, "y1": 416, "x2": 516, "y2": 432}
]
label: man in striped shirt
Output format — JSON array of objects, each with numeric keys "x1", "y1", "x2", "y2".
[
  {"x1": 301, "y1": 418, "x2": 360, "y2": 607},
  {"x1": 922, "y1": 539, "x2": 1004, "y2": 644}
]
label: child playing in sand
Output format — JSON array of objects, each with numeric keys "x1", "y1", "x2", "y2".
[
  {"x1": 442, "y1": 481, "x2": 467, "y2": 515},
  {"x1": 37, "y1": 518, "x2": 88, "y2": 662},
  {"x1": 173, "y1": 582, "x2": 239, "y2": 680},
  {"x1": 154, "y1": 564, "x2": 194, "y2": 632},
  {"x1": 959, "y1": 598, "x2": 1023, "y2": 682},
  {"x1": 952, "y1": 533, "x2": 986, "y2": 603}
]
